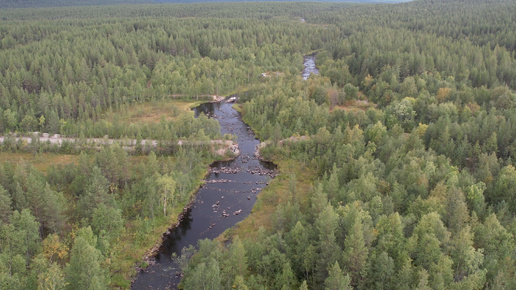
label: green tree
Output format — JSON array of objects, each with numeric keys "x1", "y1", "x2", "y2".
[
  {"x1": 286, "y1": 221, "x2": 312, "y2": 280},
  {"x1": 233, "y1": 275, "x2": 248, "y2": 290},
  {"x1": 449, "y1": 226, "x2": 484, "y2": 282},
  {"x1": 0, "y1": 185, "x2": 12, "y2": 223},
  {"x1": 38, "y1": 262, "x2": 66, "y2": 290},
  {"x1": 342, "y1": 219, "x2": 369, "y2": 287},
  {"x1": 315, "y1": 204, "x2": 340, "y2": 284},
  {"x1": 493, "y1": 165, "x2": 516, "y2": 211},
  {"x1": 395, "y1": 258, "x2": 416, "y2": 290},
  {"x1": 343, "y1": 83, "x2": 358, "y2": 101},
  {"x1": 94, "y1": 144, "x2": 129, "y2": 189},
  {"x1": 3, "y1": 109, "x2": 18, "y2": 132},
  {"x1": 222, "y1": 236, "x2": 248, "y2": 289},
  {"x1": 91, "y1": 204, "x2": 124, "y2": 238},
  {"x1": 77, "y1": 166, "x2": 112, "y2": 221},
  {"x1": 66, "y1": 227, "x2": 107, "y2": 290},
  {"x1": 415, "y1": 269, "x2": 432, "y2": 290},
  {"x1": 20, "y1": 115, "x2": 37, "y2": 132},
  {"x1": 299, "y1": 280, "x2": 308, "y2": 290},
  {"x1": 11, "y1": 209, "x2": 41, "y2": 265},
  {"x1": 277, "y1": 260, "x2": 296, "y2": 289},
  {"x1": 157, "y1": 174, "x2": 176, "y2": 217},
  {"x1": 374, "y1": 213, "x2": 406, "y2": 267},
  {"x1": 407, "y1": 212, "x2": 450, "y2": 270},
  {"x1": 473, "y1": 213, "x2": 514, "y2": 283},
  {"x1": 0, "y1": 209, "x2": 41, "y2": 289},
  {"x1": 443, "y1": 187, "x2": 469, "y2": 234},
  {"x1": 183, "y1": 258, "x2": 221, "y2": 290},
  {"x1": 325, "y1": 262, "x2": 352, "y2": 290},
  {"x1": 367, "y1": 251, "x2": 395, "y2": 290},
  {"x1": 465, "y1": 182, "x2": 486, "y2": 217}
]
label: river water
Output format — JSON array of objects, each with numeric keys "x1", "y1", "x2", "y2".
[
  {"x1": 302, "y1": 54, "x2": 319, "y2": 80},
  {"x1": 132, "y1": 101, "x2": 276, "y2": 289}
]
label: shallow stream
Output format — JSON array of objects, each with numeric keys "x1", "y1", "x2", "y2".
[{"x1": 132, "y1": 101, "x2": 275, "y2": 289}]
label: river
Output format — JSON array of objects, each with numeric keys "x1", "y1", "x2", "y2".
[
  {"x1": 132, "y1": 100, "x2": 276, "y2": 289},
  {"x1": 302, "y1": 54, "x2": 319, "y2": 80}
]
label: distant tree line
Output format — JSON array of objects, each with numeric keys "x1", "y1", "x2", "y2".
[{"x1": 2, "y1": 0, "x2": 516, "y2": 288}]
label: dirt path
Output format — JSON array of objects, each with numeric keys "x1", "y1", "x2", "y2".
[{"x1": 0, "y1": 133, "x2": 239, "y2": 156}]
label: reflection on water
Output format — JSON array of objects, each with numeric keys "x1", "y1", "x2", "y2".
[{"x1": 193, "y1": 102, "x2": 215, "y2": 118}]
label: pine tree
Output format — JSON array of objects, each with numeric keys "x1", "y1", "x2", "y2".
[
  {"x1": 315, "y1": 204, "x2": 340, "y2": 284},
  {"x1": 324, "y1": 262, "x2": 352, "y2": 290},
  {"x1": 11, "y1": 209, "x2": 41, "y2": 265},
  {"x1": 342, "y1": 220, "x2": 368, "y2": 288},
  {"x1": 368, "y1": 251, "x2": 395, "y2": 290},
  {"x1": 443, "y1": 187, "x2": 469, "y2": 234},
  {"x1": 66, "y1": 227, "x2": 107, "y2": 290},
  {"x1": 0, "y1": 185, "x2": 12, "y2": 223},
  {"x1": 77, "y1": 166, "x2": 111, "y2": 221}
]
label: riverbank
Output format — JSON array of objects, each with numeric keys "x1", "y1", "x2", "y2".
[
  {"x1": 132, "y1": 101, "x2": 277, "y2": 289},
  {"x1": 132, "y1": 139, "x2": 242, "y2": 266},
  {"x1": 216, "y1": 53, "x2": 319, "y2": 239},
  {"x1": 222, "y1": 159, "x2": 314, "y2": 243},
  {"x1": 110, "y1": 157, "x2": 215, "y2": 288}
]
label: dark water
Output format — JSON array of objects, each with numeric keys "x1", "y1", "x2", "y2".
[
  {"x1": 132, "y1": 101, "x2": 275, "y2": 289},
  {"x1": 302, "y1": 54, "x2": 319, "y2": 80}
]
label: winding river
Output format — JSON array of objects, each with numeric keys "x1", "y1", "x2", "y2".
[
  {"x1": 132, "y1": 101, "x2": 276, "y2": 289},
  {"x1": 133, "y1": 55, "x2": 317, "y2": 289}
]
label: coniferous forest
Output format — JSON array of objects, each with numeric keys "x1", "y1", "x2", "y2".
[{"x1": 1, "y1": 0, "x2": 516, "y2": 289}]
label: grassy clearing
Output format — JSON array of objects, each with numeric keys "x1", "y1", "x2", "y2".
[
  {"x1": 232, "y1": 103, "x2": 243, "y2": 113},
  {"x1": 0, "y1": 152, "x2": 79, "y2": 173},
  {"x1": 0, "y1": 152, "x2": 149, "y2": 174},
  {"x1": 331, "y1": 99, "x2": 374, "y2": 112},
  {"x1": 225, "y1": 156, "x2": 316, "y2": 240},
  {"x1": 105, "y1": 99, "x2": 200, "y2": 125}
]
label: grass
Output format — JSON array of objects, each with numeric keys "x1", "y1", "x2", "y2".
[
  {"x1": 105, "y1": 99, "x2": 200, "y2": 125},
  {"x1": 331, "y1": 99, "x2": 374, "y2": 113},
  {"x1": 232, "y1": 103, "x2": 243, "y2": 113},
  {"x1": 225, "y1": 154, "x2": 316, "y2": 240},
  {"x1": 0, "y1": 152, "x2": 79, "y2": 173},
  {"x1": 0, "y1": 152, "x2": 150, "y2": 173},
  {"x1": 110, "y1": 199, "x2": 192, "y2": 287}
]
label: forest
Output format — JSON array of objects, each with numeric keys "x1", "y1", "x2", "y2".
[
  {"x1": 1, "y1": 0, "x2": 516, "y2": 289},
  {"x1": 0, "y1": 0, "x2": 410, "y2": 9}
]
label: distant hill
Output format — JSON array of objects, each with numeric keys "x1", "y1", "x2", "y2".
[
  {"x1": 0, "y1": 0, "x2": 412, "y2": 9},
  {"x1": 151, "y1": 0, "x2": 412, "y2": 3},
  {"x1": 0, "y1": 0, "x2": 150, "y2": 8}
]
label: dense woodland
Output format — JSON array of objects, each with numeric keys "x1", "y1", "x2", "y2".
[
  {"x1": 1, "y1": 0, "x2": 516, "y2": 289},
  {"x1": 0, "y1": 0, "x2": 409, "y2": 9}
]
